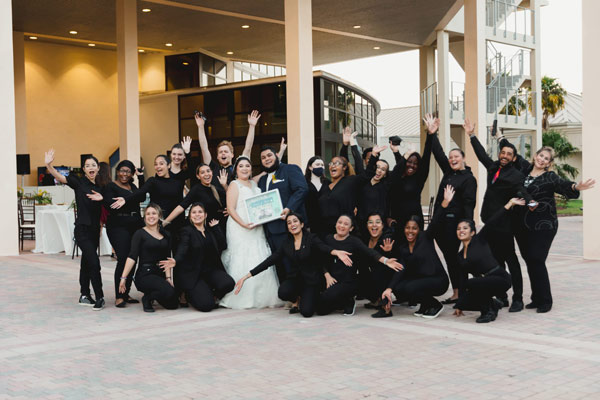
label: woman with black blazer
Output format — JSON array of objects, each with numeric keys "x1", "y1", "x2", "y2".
[
  {"x1": 450, "y1": 189, "x2": 520, "y2": 323},
  {"x1": 512, "y1": 146, "x2": 595, "y2": 313},
  {"x1": 102, "y1": 160, "x2": 145, "y2": 308},
  {"x1": 234, "y1": 213, "x2": 352, "y2": 317},
  {"x1": 304, "y1": 156, "x2": 330, "y2": 237},
  {"x1": 374, "y1": 195, "x2": 450, "y2": 319},
  {"x1": 119, "y1": 204, "x2": 179, "y2": 312},
  {"x1": 171, "y1": 203, "x2": 234, "y2": 312},
  {"x1": 427, "y1": 114, "x2": 477, "y2": 304}
]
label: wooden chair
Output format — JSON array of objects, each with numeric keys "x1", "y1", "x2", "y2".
[
  {"x1": 423, "y1": 196, "x2": 435, "y2": 227},
  {"x1": 18, "y1": 198, "x2": 36, "y2": 251}
]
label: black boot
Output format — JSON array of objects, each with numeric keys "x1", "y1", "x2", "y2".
[
  {"x1": 509, "y1": 299, "x2": 524, "y2": 313},
  {"x1": 142, "y1": 295, "x2": 155, "y2": 313}
]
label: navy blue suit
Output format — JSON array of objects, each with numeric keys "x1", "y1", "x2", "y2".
[{"x1": 258, "y1": 163, "x2": 308, "y2": 280}]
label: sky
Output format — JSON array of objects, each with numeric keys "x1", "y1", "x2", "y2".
[{"x1": 314, "y1": 0, "x2": 582, "y2": 110}]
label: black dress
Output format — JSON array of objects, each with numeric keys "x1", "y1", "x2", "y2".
[
  {"x1": 128, "y1": 228, "x2": 178, "y2": 310},
  {"x1": 66, "y1": 174, "x2": 104, "y2": 300},
  {"x1": 305, "y1": 178, "x2": 330, "y2": 237},
  {"x1": 102, "y1": 180, "x2": 144, "y2": 301},
  {"x1": 250, "y1": 232, "x2": 333, "y2": 317},
  {"x1": 174, "y1": 225, "x2": 234, "y2": 312}
]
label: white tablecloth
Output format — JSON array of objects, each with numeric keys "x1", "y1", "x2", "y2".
[{"x1": 32, "y1": 205, "x2": 112, "y2": 256}]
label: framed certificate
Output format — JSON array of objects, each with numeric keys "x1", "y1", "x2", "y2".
[{"x1": 244, "y1": 189, "x2": 284, "y2": 226}]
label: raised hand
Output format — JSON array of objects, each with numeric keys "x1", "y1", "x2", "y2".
[
  {"x1": 86, "y1": 190, "x2": 103, "y2": 202},
  {"x1": 194, "y1": 112, "x2": 205, "y2": 127},
  {"x1": 248, "y1": 110, "x2": 261, "y2": 127},
  {"x1": 379, "y1": 238, "x2": 394, "y2": 252},
  {"x1": 342, "y1": 126, "x2": 352, "y2": 146},
  {"x1": 332, "y1": 250, "x2": 353, "y2": 267},
  {"x1": 111, "y1": 197, "x2": 126, "y2": 209},
  {"x1": 325, "y1": 273, "x2": 337, "y2": 289},
  {"x1": 135, "y1": 166, "x2": 144, "y2": 176},
  {"x1": 385, "y1": 258, "x2": 403, "y2": 272},
  {"x1": 208, "y1": 219, "x2": 219, "y2": 227},
  {"x1": 350, "y1": 131, "x2": 358, "y2": 146},
  {"x1": 217, "y1": 170, "x2": 228, "y2": 189},
  {"x1": 372, "y1": 144, "x2": 388, "y2": 156},
  {"x1": 181, "y1": 136, "x2": 192, "y2": 154},
  {"x1": 462, "y1": 118, "x2": 476, "y2": 136},
  {"x1": 576, "y1": 178, "x2": 596, "y2": 191},
  {"x1": 389, "y1": 140, "x2": 400, "y2": 153},
  {"x1": 442, "y1": 185, "x2": 455, "y2": 207},
  {"x1": 44, "y1": 149, "x2": 55, "y2": 166},
  {"x1": 278, "y1": 137, "x2": 287, "y2": 159},
  {"x1": 423, "y1": 113, "x2": 440, "y2": 134}
]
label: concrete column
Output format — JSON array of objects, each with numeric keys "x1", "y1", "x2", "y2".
[
  {"x1": 464, "y1": 0, "x2": 488, "y2": 222},
  {"x1": 13, "y1": 32, "x2": 27, "y2": 155},
  {"x1": 419, "y1": 46, "x2": 437, "y2": 204},
  {"x1": 582, "y1": 0, "x2": 600, "y2": 260},
  {"x1": 437, "y1": 30, "x2": 451, "y2": 151},
  {"x1": 0, "y1": 2, "x2": 20, "y2": 255},
  {"x1": 530, "y1": 0, "x2": 543, "y2": 150},
  {"x1": 226, "y1": 61, "x2": 235, "y2": 83},
  {"x1": 284, "y1": 0, "x2": 315, "y2": 168},
  {"x1": 116, "y1": 0, "x2": 141, "y2": 167}
]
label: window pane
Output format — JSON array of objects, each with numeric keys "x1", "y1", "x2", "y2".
[
  {"x1": 202, "y1": 56, "x2": 214, "y2": 75},
  {"x1": 363, "y1": 119, "x2": 368, "y2": 140},
  {"x1": 336, "y1": 111, "x2": 347, "y2": 133},
  {"x1": 323, "y1": 81, "x2": 335, "y2": 108},
  {"x1": 260, "y1": 110, "x2": 287, "y2": 135},
  {"x1": 323, "y1": 107, "x2": 335, "y2": 133},
  {"x1": 179, "y1": 94, "x2": 204, "y2": 119},
  {"x1": 267, "y1": 65, "x2": 275, "y2": 76},
  {"x1": 206, "y1": 115, "x2": 231, "y2": 139},
  {"x1": 233, "y1": 113, "x2": 250, "y2": 137},
  {"x1": 337, "y1": 86, "x2": 346, "y2": 111},
  {"x1": 215, "y1": 77, "x2": 226, "y2": 86},
  {"x1": 354, "y1": 117, "x2": 363, "y2": 136},
  {"x1": 242, "y1": 72, "x2": 250, "y2": 81},
  {"x1": 346, "y1": 90, "x2": 355, "y2": 115},
  {"x1": 215, "y1": 60, "x2": 226, "y2": 79},
  {"x1": 281, "y1": 67, "x2": 286, "y2": 75},
  {"x1": 259, "y1": 64, "x2": 267, "y2": 74},
  {"x1": 234, "y1": 68, "x2": 242, "y2": 82},
  {"x1": 275, "y1": 66, "x2": 282, "y2": 76},
  {"x1": 165, "y1": 52, "x2": 199, "y2": 91},
  {"x1": 354, "y1": 94, "x2": 362, "y2": 117}
]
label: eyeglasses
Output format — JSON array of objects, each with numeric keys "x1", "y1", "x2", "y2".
[
  {"x1": 118, "y1": 169, "x2": 132, "y2": 175},
  {"x1": 329, "y1": 161, "x2": 343, "y2": 167}
]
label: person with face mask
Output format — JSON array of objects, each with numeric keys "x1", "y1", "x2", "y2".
[
  {"x1": 257, "y1": 145, "x2": 309, "y2": 281},
  {"x1": 304, "y1": 156, "x2": 330, "y2": 237},
  {"x1": 464, "y1": 120, "x2": 535, "y2": 312}
]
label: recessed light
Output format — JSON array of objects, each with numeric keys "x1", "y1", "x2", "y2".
[
  {"x1": 182, "y1": 62, "x2": 189, "y2": 66},
  {"x1": 353, "y1": 25, "x2": 361, "y2": 29},
  {"x1": 29, "y1": 36, "x2": 37, "y2": 40},
  {"x1": 165, "y1": 43, "x2": 173, "y2": 47},
  {"x1": 241, "y1": 25, "x2": 250, "y2": 29},
  {"x1": 88, "y1": 43, "x2": 95, "y2": 47},
  {"x1": 138, "y1": 49, "x2": 145, "y2": 53},
  {"x1": 373, "y1": 46, "x2": 380, "y2": 50},
  {"x1": 226, "y1": 51, "x2": 234, "y2": 55},
  {"x1": 142, "y1": 8, "x2": 151, "y2": 12},
  {"x1": 69, "y1": 30, "x2": 78, "y2": 35}
]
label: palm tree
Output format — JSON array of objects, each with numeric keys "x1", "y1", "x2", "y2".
[{"x1": 541, "y1": 76, "x2": 567, "y2": 130}]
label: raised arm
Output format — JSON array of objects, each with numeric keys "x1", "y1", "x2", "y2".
[
  {"x1": 480, "y1": 198, "x2": 525, "y2": 239},
  {"x1": 277, "y1": 137, "x2": 287, "y2": 160},
  {"x1": 44, "y1": 149, "x2": 68, "y2": 185},
  {"x1": 464, "y1": 119, "x2": 494, "y2": 169},
  {"x1": 353, "y1": 236, "x2": 403, "y2": 272},
  {"x1": 195, "y1": 112, "x2": 212, "y2": 165},
  {"x1": 553, "y1": 173, "x2": 593, "y2": 200},
  {"x1": 416, "y1": 134, "x2": 433, "y2": 186},
  {"x1": 461, "y1": 176, "x2": 477, "y2": 220},
  {"x1": 242, "y1": 110, "x2": 261, "y2": 158},
  {"x1": 366, "y1": 145, "x2": 387, "y2": 179},
  {"x1": 234, "y1": 245, "x2": 285, "y2": 294}
]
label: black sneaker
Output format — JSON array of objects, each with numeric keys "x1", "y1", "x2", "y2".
[
  {"x1": 496, "y1": 297, "x2": 509, "y2": 308},
  {"x1": 536, "y1": 303, "x2": 552, "y2": 313},
  {"x1": 476, "y1": 310, "x2": 497, "y2": 323},
  {"x1": 492, "y1": 298, "x2": 504, "y2": 312},
  {"x1": 78, "y1": 295, "x2": 95, "y2": 306},
  {"x1": 343, "y1": 298, "x2": 356, "y2": 316},
  {"x1": 371, "y1": 309, "x2": 392, "y2": 318},
  {"x1": 142, "y1": 295, "x2": 155, "y2": 313},
  {"x1": 413, "y1": 304, "x2": 427, "y2": 317},
  {"x1": 422, "y1": 302, "x2": 444, "y2": 319},
  {"x1": 92, "y1": 297, "x2": 105, "y2": 311},
  {"x1": 509, "y1": 300, "x2": 524, "y2": 313},
  {"x1": 525, "y1": 302, "x2": 539, "y2": 309},
  {"x1": 289, "y1": 306, "x2": 300, "y2": 314}
]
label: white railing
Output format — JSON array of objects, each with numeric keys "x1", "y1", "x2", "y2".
[
  {"x1": 488, "y1": 49, "x2": 530, "y2": 90},
  {"x1": 420, "y1": 82, "x2": 438, "y2": 118},
  {"x1": 450, "y1": 81, "x2": 465, "y2": 120},
  {"x1": 488, "y1": 87, "x2": 537, "y2": 124},
  {"x1": 486, "y1": 0, "x2": 534, "y2": 42}
]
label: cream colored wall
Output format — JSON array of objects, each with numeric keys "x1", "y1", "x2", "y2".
[
  {"x1": 24, "y1": 41, "x2": 119, "y2": 185},
  {"x1": 139, "y1": 94, "x2": 179, "y2": 174},
  {"x1": 139, "y1": 53, "x2": 165, "y2": 93}
]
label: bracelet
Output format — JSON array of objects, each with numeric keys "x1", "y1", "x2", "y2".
[
  {"x1": 120, "y1": 277, "x2": 127, "y2": 280},
  {"x1": 382, "y1": 257, "x2": 388, "y2": 265}
]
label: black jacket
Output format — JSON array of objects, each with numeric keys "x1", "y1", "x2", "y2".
[
  {"x1": 470, "y1": 136, "x2": 532, "y2": 232},
  {"x1": 250, "y1": 232, "x2": 332, "y2": 286},
  {"x1": 431, "y1": 134, "x2": 477, "y2": 219}
]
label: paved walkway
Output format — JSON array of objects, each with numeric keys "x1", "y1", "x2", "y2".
[{"x1": 2, "y1": 217, "x2": 599, "y2": 399}]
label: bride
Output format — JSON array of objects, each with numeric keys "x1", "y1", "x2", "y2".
[{"x1": 219, "y1": 156, "x2": 283, "y2": 309}]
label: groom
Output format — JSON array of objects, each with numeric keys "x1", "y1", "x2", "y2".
[{"x1": 257, "y1": 146, "x2": 308, "y2": 281}]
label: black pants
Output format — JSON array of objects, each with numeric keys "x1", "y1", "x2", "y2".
[
  {"x1": 516, "y1": 228, "x2": 556, "y2": 306},
  {"x1": 106, "y1": 223, "x2": 138, "y2": 300},
  {"x1": 369, "y1": 263, "x2": 395, "y2": 302},
  {"x1": 186, "y1": 269, "x2": 235, "y2": 312},
  {"x1": 317, "y1": 280, "x2": 358, "y2": 315},
  {"x1": 486, "y1": 229, "x2": 523, "y2": 302},
  {"x1": 74, "y1": 224, "x2": 104, "y2": 299},
  {"x1": 278, "y1": 278, "x2": 321, "y2": 318},
  {"x1": 134, "y1": 272, "x2": 178, "y2": 310},
  {"x1": 266, "y1": 231, "x2": 292, "y2": 282},
  {"x1": 391, "y1": 274, "x2": 449, "y2": 309},
  {"x1": 455, "y1": 270, "x2": 512, "y2": 313},
  {"x1": 434, "y1": 216, "x2": 461, "y2": 290}
]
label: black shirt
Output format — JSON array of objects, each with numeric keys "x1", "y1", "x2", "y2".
[
  {"x1": 305, "y1": 178, "x2": 330, "y2": 235},
  {"x1": 250, "y1": 232, "x2": 333, "y2": 286},
  {"x1": 431, "y1": 134, "x2": 477, "y2": 219},
  {"x1": 66, "y1": 174, "x2": 101, "y2": 227},
  {"x1": 323, "y1": 234, "x2": 382, "y2": 283},
  {"x1": 357, "y1": 154, "x2": 389, "y2": 222},
  {"x1": 102, "y1": 181, "x2": 143, "y2": 229},
  {"x1": 128, "y1": 228, "x2": 171, "y2": 267},
  {"x1": 179, "y1": 183, "x2": 227, "y2": 224},
  {"x1": 128, "y1": 176, "x2": 184, "y2": 218},
  {"x1": 388, "y1": 134, "x2": 432, "y2": 225}
]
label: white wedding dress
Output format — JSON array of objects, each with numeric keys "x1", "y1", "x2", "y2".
[{"x1": 219, "y1": 179, "x2": 283, "y2": 309}]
